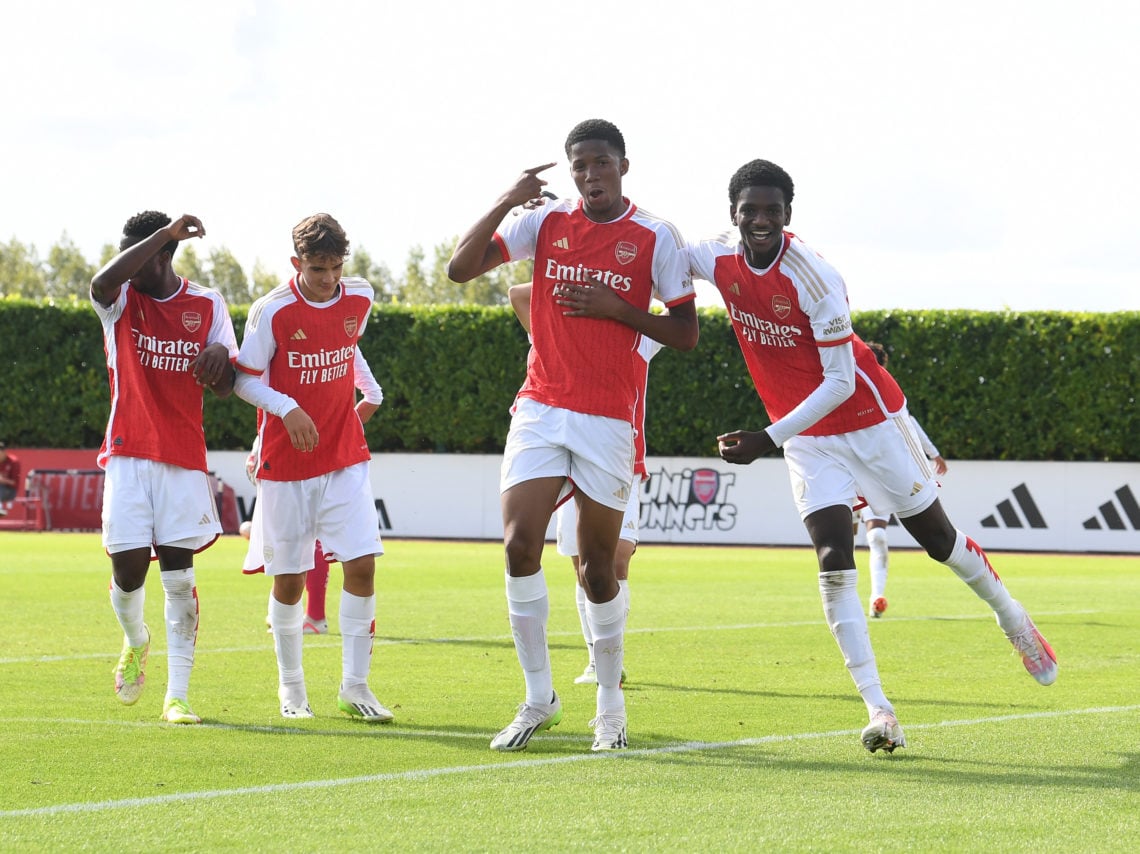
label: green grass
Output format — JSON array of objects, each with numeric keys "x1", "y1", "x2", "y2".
[{"x1": 1, "y1": 532, "x2": 1137, "y2": 852}]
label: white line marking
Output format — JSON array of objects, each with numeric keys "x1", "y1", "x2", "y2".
[
  {"x1": 3, "y1": 705, "x2": 1137, "y2": 818},
  {"x1": 0, "y1": 609, "x2": 1101, "y2": 666}
]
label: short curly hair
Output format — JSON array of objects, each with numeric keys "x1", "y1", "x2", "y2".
[
  {"x1": 121, "y1": 210, "x2": 177, "y2": 256},
  {"x1": 727, "y1": 160, "x2": 795, "y2": 207},
  {"x1": 292, "y1": 213, "x2": 349, "y2": 259},
  {"x1": 564, "y1": 119, "x2": 626, "y2": 158}
]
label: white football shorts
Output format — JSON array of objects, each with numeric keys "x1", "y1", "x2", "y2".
[
  {"x1": 101, "y1": 456, "x2": 221, "y2": 553},
  {"x1": 501, "y1": 398, "x2": 635, "y2": 512},
  {"x1": 783, "y1": 409, "x2": 938, "y2": 522},
  {"x1": 243, "y1": 461, "x2": 383, "y2": 576},
  {"x1": 555, "y1": 480, "x2": 642, "y2": 557}
]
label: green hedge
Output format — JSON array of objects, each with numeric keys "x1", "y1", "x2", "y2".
[{"x1": 2, "y1": 297, "x2": 1136, "y2": 461}]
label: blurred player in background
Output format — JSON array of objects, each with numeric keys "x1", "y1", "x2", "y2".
[
  {"x1": 856, "y1": 340, "x2": 949, "y2": 618},
  {"x1": 0, "y1": 441, "x2": 20, "y2": 516},
  {"x1": 235, "y1": 213, "x2": 390, "y2": 723},
  {"x1": 690, "y1": 159, "x2": 1057, "y2": 755},
  {"x1": 90, "y1": 211, "x2": 238, "y2": 725},
  {"x1": 449, "y1": 119, "x2": 698, "y2": 752}
]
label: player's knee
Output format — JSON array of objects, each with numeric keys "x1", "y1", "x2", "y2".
[{"x1": 504, "y1": 535, "x2": 543, "y2": 575}]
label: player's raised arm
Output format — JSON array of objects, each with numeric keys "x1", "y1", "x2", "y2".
[
  {"x1": 447, "y1": 164, "x2": 556, "y2": 283},
  {"x1": 91, "y1": 214, "x2": 205, "y2": 305}
]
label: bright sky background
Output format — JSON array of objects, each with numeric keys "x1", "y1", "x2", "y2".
[{"x1": 3, "y1": 0, "x2": 1137, "y2": 311}]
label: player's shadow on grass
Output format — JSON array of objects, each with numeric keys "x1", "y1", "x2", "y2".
[{"x1": 626, "y1": 679, "x2": 1023, "y2": 712}]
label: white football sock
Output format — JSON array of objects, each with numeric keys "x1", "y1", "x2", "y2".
[
  {"x1": 944, "y1": 531, "x2": 1022, "y2": 632},
  {"x1": 160, "y1": 569, "x2": 198, "y2": 701},
  {"x1": 866, "y1": 528, "x2": 889, "y2": 600},
  {"x1": 820, "y1": 569, "x2": 892, "y2": 714},
  {"x1": 109, "y1": 577, "x2": 147, "y2": 647},
  {"x1": 585, "y1": 591, "x2": 626, "y2": 715},
  {"x1": 506, "y1": 570, "x2": 553, "y2": 706},
  {"x1": 339, "y1": 590, "x2": 376, "y2": 689},
  {"x1": 269, "y1": 594, "x2": 305, "y2": 689}
]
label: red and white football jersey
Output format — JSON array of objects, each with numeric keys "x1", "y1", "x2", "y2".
[
  {"x1": 496, "y1": 198, "x2": 695, "y2": 425},
  {"x1": 688, "y1": 232, "x2": 905, "y2": 436},
  {"x1": 237, "y1": 277, "x2": 373, "y2": 481},
  {"x1": 94, "y1": 278, "x2": 238, "y2": 472}
]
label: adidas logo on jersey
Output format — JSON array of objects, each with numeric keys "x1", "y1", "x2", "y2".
[
  {"x1": 729, "y1": 282, "x2": 741, "y2": 296},
  {"x1": 552, "y1": 237, "x2": 569, "y2": 250},
  {"x1": 198, "y1": 514, "x2": 212, "y2": 525},
  {"x1": 291, "y1": 329, "x2": 307, "y2": 340}
]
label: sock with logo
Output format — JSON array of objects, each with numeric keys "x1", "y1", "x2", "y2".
[{"x1": 585, "y1": 590, "x2": 627, "y2": 715}]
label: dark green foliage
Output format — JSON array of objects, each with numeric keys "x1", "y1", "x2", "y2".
[{"x1": 1, "y1": 297, "x2": 1135, "y2": 461}]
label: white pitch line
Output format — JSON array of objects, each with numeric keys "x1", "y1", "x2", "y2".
[
  {"x1": 2, "y1": 705, "x2": 1137, "y2": 819},
  {"x1": 0, "y1": 609, "x2": 1102, "y2": 666}
]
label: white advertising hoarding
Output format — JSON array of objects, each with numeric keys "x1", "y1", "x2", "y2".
[{"x1": 207, "y1": 452, "x2": 1140, "y2": 555}]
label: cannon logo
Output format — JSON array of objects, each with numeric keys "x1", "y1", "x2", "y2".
[{"x1": 641, "y1": 466, "x2": 738, "y2": 533}]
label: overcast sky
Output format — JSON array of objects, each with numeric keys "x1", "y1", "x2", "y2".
[{"x1": 3, "y1": 0, "x2": 1137, "y2": 311}]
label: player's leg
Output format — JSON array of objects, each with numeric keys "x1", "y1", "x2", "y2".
[
  {"x1": 316, "y1": 461, "x2": 390, "y2": 722},
  {"x1": 499, "y1": 476, "x2": 564, "y2": 711},
  {"x1": 107, "y1": 547, "x2": 152, "y2": 705},
  {"x1": 258, "y1": 478, "x2": 319, "y2": 719},
  {"x1": 900, "y1": 500, "x2": 1057, "y2": 685},
  {"x1": 101, "y1": 458, "x2": 158, "y2": 707},
  {"x1": 154, "y1": 545, "x2": 201, "y2": 723},
  {"x1": 304, "y1": 541, "x2": 330, "y2": 634},
  {"x1": 556, "y1": 499, "x2": 596, "y2": 683},
  {"x1": 787, "y1": 435, "x2": 904, "y2": 753},
  {"x1": 149, "y1": 464, "x2": 225, "y2": 723}
]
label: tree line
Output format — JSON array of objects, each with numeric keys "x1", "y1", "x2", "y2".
[{"x1": 0, "y1": 234, "x2": 532, "y2": 306}]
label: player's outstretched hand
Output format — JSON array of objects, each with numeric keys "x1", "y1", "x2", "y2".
[
  {"x1": 282, "y1": 408, "x2": 319, "y2": 452},
  {"x1": 716, "y1": 430, "x2": 775, "y2": 465},
  {"x1": 168, "y1": 214, "x2": 206, "y2": 242}
]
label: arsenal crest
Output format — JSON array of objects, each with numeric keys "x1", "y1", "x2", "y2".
[
  {"x1": 615, "y1": 241, "x2": 638, "y2": 265},
  {"x1": 182, "y1": 311, "x2": 202, "y2": 333},
  {"x1": 771, "y1": 294, "x2": 792, "y2": 319},
  {"x1": 344, "y1": 316, "x2": 359, "y2": 337},
  {"x1": 691, "y1": 468, "x2": 720, "y2": 506}
]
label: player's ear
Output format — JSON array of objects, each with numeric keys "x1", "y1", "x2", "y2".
[
  {"x1": 619, "y1": 157, "x2": 629, "y2": 177},
  {"x1": 785, "y1": 204, "x2": 792, "y2": 226},
  {"x1": 730, "y1": 205, "x2": 739, "y2": 225},
  {"x1": 289, "y1": 256, "x2": 302, "y2": 273}
]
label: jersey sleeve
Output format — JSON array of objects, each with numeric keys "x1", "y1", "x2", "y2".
[
  {"x1": 650, "y1": 224, "x2": 694, "y2": 307},
  {"x1": 495, "y1": 203, "x2": 563, "y2": 263},
  {"x1": 353, "y1": 348, "x2": 383, "y2": 405},
  {"x1": 236, "y1": 298, "x2": 277, "y2": 375},
  {"x1": 686, "y1": 238, "x2": 722, "y2": 284},
  {"x1": 206, "y1": 292, "x2": 239, "y2": 358}
]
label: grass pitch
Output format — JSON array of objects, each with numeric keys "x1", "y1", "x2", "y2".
[{"x1": 1, "y1": 532, "x2": 1137, "y2": 851}]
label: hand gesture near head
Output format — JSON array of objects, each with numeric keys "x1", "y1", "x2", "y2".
[
  {"x1": 167, "y1": 214, "x2": 206, "y2": 242},
  {"x1": 501, "y1": 163, "x2": 557, "y2": 208}
]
